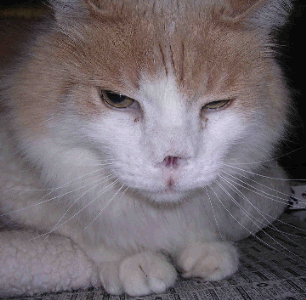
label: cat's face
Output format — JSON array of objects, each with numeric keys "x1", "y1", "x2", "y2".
[
  {"x1": 87, "y1": 74, "x2": 247, "y2": 203},
  {"x1": 11, "y1": 0, "x2": 290, "y2": 204}
]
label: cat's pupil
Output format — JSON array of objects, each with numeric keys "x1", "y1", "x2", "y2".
[{"x1": 105, "y1": 91, "x2": 126, "y2": 103}]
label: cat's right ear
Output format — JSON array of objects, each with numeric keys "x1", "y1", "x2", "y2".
[{"x1": 220, "y1": 0, "x2": 292, "y2": 31}]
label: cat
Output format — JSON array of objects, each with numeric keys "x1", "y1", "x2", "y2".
[{"x1": 0, "y1": 0, "x2": 293, "y2": 297}]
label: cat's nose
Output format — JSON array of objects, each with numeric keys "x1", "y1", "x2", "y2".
[{"x1": 162, "y1": 156, "x2": 183, "y2": 169}]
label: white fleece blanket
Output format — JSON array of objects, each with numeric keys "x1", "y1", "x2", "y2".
[{"x1": 0, "y1": 230, "x2": 99, "y2": 297}]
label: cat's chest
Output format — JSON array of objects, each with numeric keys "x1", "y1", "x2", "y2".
[{"x1": 80, "y1": 194, "x2": 218, "y2": 252}]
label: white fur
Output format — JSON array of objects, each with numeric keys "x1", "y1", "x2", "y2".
[
  {"x1": 119, "y1": 251, "x2": 177, "y2": 296},
  {"x1": 0, "y1": 0, "x2": 292, "y2": 296},
  {"x1": 0, "y1": 230, "x2": 98, "y2": 297},
  {"x1": 0, "y1": 71, "x2": 289, "y2": 296},
  {"x1": 177, "y1": 242, "x2": 239, "y2": 280}
]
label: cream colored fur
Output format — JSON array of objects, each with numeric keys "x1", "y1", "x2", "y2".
[{"x1": 0, "y1": 0, "x2": 292, "y2": 297}]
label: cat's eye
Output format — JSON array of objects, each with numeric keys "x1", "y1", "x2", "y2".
[
  {"x1": 101, "y1": 90, "x2": 135, "y2": 108},
  {"x1": 203, "y1": 99, "x2": 231, "y2": 110}
]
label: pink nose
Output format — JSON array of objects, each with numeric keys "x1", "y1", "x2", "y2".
[{"x1": 163, "y1": 156, "x2": 181, "y2": 169}]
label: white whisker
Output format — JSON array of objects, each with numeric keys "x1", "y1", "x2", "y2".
[
  {"x1": 222, "y1": 163, "x2": 306, "y2": 181},
  {"x1": 0, "y1": 171, "x2": 113, "y2": 217},
  {"x1": 38, "y1": 175, "x2": 113, "y2": 244},
  {"x1": 220, "y1": 171, "x2": 291, "y2": 205},
  {"x1": 228, "y1": 145, "x2": 306, "y2": 165},
  {"x1": 219, "y1": 174, "x2": 306, "y2": 247},
  {"x1": 222, "y1": 167, "x2": 293, "y2": 198},
  {"x1": 32, "y1": 178, "x2": 119, "y2": 242},
  {"x1": 78, "y1": 185, "x2": 128, "y2": 235},
  {"x1": 203, "y1": 186, "x2": 224, "y2": 241},
  {"x1": 211, "y1": 182, "x2": 306, "y2": 264}
]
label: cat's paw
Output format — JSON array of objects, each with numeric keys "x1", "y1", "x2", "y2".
[
  {"x1": 176, "y1": 242, "x2": 239, "y2": 281},
  {"x1": 99, "y1": 261, "x2": 124, "y2": 295},
  {"x1": 119, "y1": 251, "x2": 177, "y2": 296}
]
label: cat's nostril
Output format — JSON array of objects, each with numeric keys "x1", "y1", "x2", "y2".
[{"x1": 163, "y1": 156, "x2": 181, "y2": 169}]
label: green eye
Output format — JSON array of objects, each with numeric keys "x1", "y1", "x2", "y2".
[
  {"x1": 101, "y1": 90, "x2": 135, "y2": 108},
  {"x1": 203, "y1": 99, "x2": 231, "y2": 110}
]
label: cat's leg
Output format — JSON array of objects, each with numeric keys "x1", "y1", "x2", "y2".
[
  {"x1": 0, "y1": 230, "x2": 98, "y2": 297},
  {"x1": 175, "y1": 242, "x2": 239, "y2": 281},
  {"x1": 97, "y1": 251, "x2": 177, "y2": 296}
]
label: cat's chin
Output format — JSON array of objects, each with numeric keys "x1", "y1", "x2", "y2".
[{"x1": 137, "y1": 188, "x2": 193, "y2": 204}]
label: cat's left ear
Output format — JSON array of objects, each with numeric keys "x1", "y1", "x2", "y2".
[
  {"x1": 51, "y1": 0, "x2": 89, "y2": 27},
  {"x1": 223, "y1": 0, "x2": 292, "y2": 31}
]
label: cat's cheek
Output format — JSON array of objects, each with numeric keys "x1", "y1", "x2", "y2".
[
  {"x1": 84, "y1": 113, "x2": 142, "y2": 149},
  {"x1": 83, "y1": 115, "x2": 151, "y2": 180}
]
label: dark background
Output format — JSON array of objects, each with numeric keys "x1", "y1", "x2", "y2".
[
  {"x1": 0, "y1": 0, "x2": 43, "y2": 7},
  {"x1": 0, "y1": 0, "x2": 305, "y2": 179},
  {"x1": 274, "y1": 1, "x2": 306, "y2": 179}
]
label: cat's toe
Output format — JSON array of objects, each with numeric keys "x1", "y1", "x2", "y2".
[
  {"x1": 177, "y1": 242, "x2": 239, "y2": 281},
  {"x1": 99, "y1": 261, "x2": 123, "y2": 295},
  {"x1": 119, "y1": 251, "x2": 177, "y2": 296}
]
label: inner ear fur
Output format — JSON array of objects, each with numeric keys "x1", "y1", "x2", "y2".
[
  {"x1": 225, "y1": 0, "x2": 267, "y2": 20},
  {"x1": 85, "y1": 0, "x2": 119, "y2": 17},
  {"x1": 85, "y1": 0, "x2": 103, "y2": 13},
  {"x1": 221, "y1": 0, "x2": 292, "y2": 30}
]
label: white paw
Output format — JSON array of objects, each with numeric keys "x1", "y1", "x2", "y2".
[
  {"x1": 99, "y1": 261, "x2": 123, "y2": 295},
  {"x1": 119, "y1": 251, "x2": 177, "y2": 296},
  {"x1": 176, "y1": 242, "x2": 239, "y2": 281}
]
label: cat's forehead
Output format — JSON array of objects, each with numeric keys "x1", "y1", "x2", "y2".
[
  {"x1": 138, "y1": 73, "x2": 184, "y2": 107},
  {"x1": 61, "y1": 0, "x2": 266, "y2": 102},
  {"x1": 135, "y1": 73, "x2": 188, "y2": 126},
  {"x1": 80, "y1": 12, "x2": 262, "y2": 98}
]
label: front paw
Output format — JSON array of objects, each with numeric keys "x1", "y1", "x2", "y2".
[
  {"x1": 176, "y1": 242, "x2": 239, "y2": 281},
  {"x1": 119, "y1": 251, "x2": 177, "y2": 296}
]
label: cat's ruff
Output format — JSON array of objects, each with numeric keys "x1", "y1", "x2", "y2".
[{"x1": 0, "y1": 0, "x2": 293, "y2": 297}]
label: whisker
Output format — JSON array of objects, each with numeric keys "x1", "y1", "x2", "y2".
[
  {"x1": 217, "y1": 178, "x2": 267, "y2": 228},
  {"x1": 224, "y1": 175, "x2": 306, "y2": 237},
  {"x1": 7, "y1": 163, "x2": 113, "y2": 193},
  {"x1": 9, "y1": 161, "x2": 114, "y2": 193},
  {"x1": 0, "y1": 218, "x2": 15, "y2": 229},
  {"x1": 219, "y1": 174, "x2": 306, "y2": 248},
  {"x1": 39, "y1": 175, "x2": 113, "y2": 244},
  {"x1": 0, "y1": 172, "x2": 113, "y2": 217},
  {"x1": 222, "y1": 167, "x2": 293, "y2": 198},
  {"x1": 213, "y1": 179, "x2": 306, "y2": 263},
  {"x1": 227, "y1": 145, "x2": 306, "y2": 166},
  {"x1": 222, "y1": 163, "x2": 306, "y2": 181},
  {"x1": 220, "y1": 171, "x2": 292, "y2": 205},
  {"x1": 78, "y1": 185, "x2": 128, "y2": 236},
  {"x1": 32, "y1": 178, "x2": 119, "y2": 242},
  {"x1": 203, "y1": 186, "x2": 224, "y2": 241},
  {"x1": 76, "y1": 159, "x2": 116, "y2": 168}
]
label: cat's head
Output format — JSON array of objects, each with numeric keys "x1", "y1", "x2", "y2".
[{"x1": 4, "y1": 0, "x2": 292, "y2": 203}]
